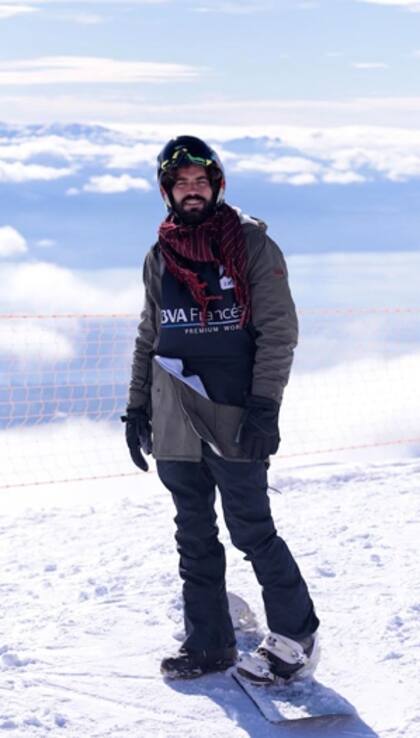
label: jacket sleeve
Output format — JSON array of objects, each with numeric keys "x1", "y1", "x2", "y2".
[
  {"x1": 247, "y1": 228, "x2": 298, "y2": 405},
  {"x1": 127, "y1": 252, "x2": 157, "y2": 411}
]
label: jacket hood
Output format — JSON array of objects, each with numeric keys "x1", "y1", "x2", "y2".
[{"x1": 231, "y1": 206, "x2": 267, "y2": 232}]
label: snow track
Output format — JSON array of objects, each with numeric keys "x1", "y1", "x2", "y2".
[{"x1": 1, "y1": 457, "x2": 419, "y2": 737}]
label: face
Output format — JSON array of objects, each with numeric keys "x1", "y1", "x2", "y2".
[{"x1": 170, "y1": 164, "x2": 214, "y2": 224}]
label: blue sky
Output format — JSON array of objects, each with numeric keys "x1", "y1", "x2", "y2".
[
  {"x1": 1, "y1": 0, "x2": 420, "y2": 125},
  {"x1": 0, "y1": 0, "x2": 420, "y2": 305}
]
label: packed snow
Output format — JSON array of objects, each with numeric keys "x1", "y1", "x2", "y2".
[{"x1": 1, "y1": 450, "x2": 419, "y2": 737}]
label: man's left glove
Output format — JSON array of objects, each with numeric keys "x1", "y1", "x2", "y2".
[
  {"x1": 237, "y1": 395, "x2": 280, "y2": 460},
  {"x1": 121, "y1": 407, "x2": 152, "y2": 472}
]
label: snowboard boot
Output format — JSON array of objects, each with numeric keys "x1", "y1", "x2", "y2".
[
  {"x1": 237, "y1": 631, "x2": 320, "y2": 685},
  {"x1": 161, "y1": 646, "x2": 237, "y2": 680}
]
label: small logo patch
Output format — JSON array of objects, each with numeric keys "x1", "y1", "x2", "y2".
[
  {"x1": 273, "y1": 268, "x2": 285, "y2": 278},
  {"x1": 220, "y1": 275, "x2": 235, "y2": 290},
  {"x1": 219, "y1": 265, "x2": 235, "y2": 290}
]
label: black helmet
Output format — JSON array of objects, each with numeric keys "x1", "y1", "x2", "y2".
[{"x1": 157, "y1": 135, "x2": 225, "y2": 209}]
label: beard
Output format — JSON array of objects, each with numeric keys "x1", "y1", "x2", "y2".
[{"x1": 172, "y1": 195, "x2": 215, "y2": 225}]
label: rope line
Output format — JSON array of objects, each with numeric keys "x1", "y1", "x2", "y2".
[{"x1": 0, "y1": 307, "x2": 420, "y2": 320}]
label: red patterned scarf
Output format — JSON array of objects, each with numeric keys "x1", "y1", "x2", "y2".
[{"x1": 158, "y1": 204, "x2": 250, "y2": 327}]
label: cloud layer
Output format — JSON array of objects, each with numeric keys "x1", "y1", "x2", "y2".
[
  {"x1": 0, "y1": 261, "x2": 143, "y2": 314},
  {"x1": 193, "y1": 2, "x2": 265, "y2": 14},
  {"x1": 1, "y1": 251, "x2": 419, "y2": 315},
  {"x1": 81, "y1": 174, "x2": 152, "y2": 194},
  {"x1": 0, "y1": 226, "x2": 27, "y2": 257},
  {"x1": 1, "y1": 0, "x2": 169, "y2": 4},
  {"x1": 356, "y1": 0, "x2": 420, "y2": 9},
  {"x1": 0, "y1": 56, "x2": 201, "y2": 85},
  {"x1": 0, "y1": 4, "x2": 37, "y2": 18},
  {"x1": 226, "y1": 126, "x2": 420, "y2": 184},
  {"x1": 1, "y1": 123, "x2": 420, "y2": 190},
  {"x1": 0, "y1": 124, "x2": 419, "y2": 272},
  {"x1": 0, "y1": 159, "x2": 73, "y2": 182}
]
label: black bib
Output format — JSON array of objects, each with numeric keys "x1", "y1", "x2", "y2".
[{"x1": 157, "y1": 260, "x2": 254, "y2": 405}]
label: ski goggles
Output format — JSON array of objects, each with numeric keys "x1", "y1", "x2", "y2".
[{"x1": 160, "y1": 147, "x2": 214, "y2": 173}]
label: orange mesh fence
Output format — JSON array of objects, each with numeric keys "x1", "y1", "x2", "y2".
[{"x1": 0, "y1": 310, "x2": 419, "y2": 489}]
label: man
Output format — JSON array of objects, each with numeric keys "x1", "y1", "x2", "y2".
[{"x1": 123, "y1": 135, "x2": 319, "y2": 683}]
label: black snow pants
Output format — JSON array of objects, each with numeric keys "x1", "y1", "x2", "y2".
[{"x1": 157, "y1": 443, "x2": 319, "y2": 653}]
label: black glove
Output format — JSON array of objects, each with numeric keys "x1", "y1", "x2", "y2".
[
  {"x1": 237, "y1": 395, "x2": 280, "y2": 460},
  {"x1": 121, "y1": 407, "x2": 152, "y2": 472}
]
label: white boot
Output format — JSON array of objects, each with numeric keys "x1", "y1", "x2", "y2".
[
  {"x1": 236, "y1": 650, "x2": 277, "y2": 684},
  {"x1": 237, "y1": 631, "x2": 320, "y2": 685}
]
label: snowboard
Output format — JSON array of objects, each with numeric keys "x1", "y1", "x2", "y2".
[
  {"x1": 170, "y1": 592, "x2": 355, "y2": 726},
  {"x1": 231, "y1": 668, "x2": 356, "y2": 725}
]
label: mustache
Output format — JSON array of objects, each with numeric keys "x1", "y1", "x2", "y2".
[{"x1": 181, "y1": 195, "x2": 207, "y2": 206}]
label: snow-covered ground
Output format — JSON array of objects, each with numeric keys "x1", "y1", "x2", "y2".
[{"x1": 1, "y1": 453, "x2": 419, "y2": 738}]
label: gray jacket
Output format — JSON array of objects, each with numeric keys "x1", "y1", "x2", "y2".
[{"x1": 127, "y1": 213, "x2": 298, "y2": 461}]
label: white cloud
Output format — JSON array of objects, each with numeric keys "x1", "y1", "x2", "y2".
[
  {"x1": 0, "y1": 261, "x2": 143, "y2": 314},
  {"x1": 105, "y1": 142, "x2": 161, "y2": 169},
  {"x1": 0, "y1": 135, "x2": 160, "y2": 171},
  {"x1": 0, "y1": 226, "x2": 27, "y2": 257},
  {"x1": 351, "y1": 62, "x2": 389, "y2": 69},
  {"x1": 2, "y1": 252, "x2": 419, "y2": 316},
  {"x1": 4, "y1": 88, "x2": 420, "y2": 129},
  {"x1": 282, "y1": 351, "x2": 420, "y2": 461},
  {"x1": 0, "y1": 4, "x2": 37, "y2": 18},
  {"x1": 57, "y1": 12, "x2": 107, "y2": 24},
  {"x1": 271, "y1": 172, "x2": 318, "y2": 186},
  {"x1": 36, "y1": 238, "x2": 56, "y2": 248},
  {"x1": 233, "y1": 154, "x2": 324, "y2": 184},
  {"x1": 2, "y1": 0, "x2": 168, "y2": 3},
  {"x1": 0, "y1": 254, "x2": 418, "y2": 385},
  {"x1": 253, "y1": 155, "x2": 316, "y2": 174},
  {"x1": 0, "y1": 56, "x2": 201, "y2": 85},
  {"x1": 355, "y1": 0, "x2": 420, "y2": 9},
  {"x1": 285, "y1": 126, "x2": 420, "y2": 181},
  {"x1": 0, "y1": 135, "x2": 113, "y2": 163},
  {"x1": 233, "y1": 154, "x2": 322, "y2": 175},
  {"x1": 296, "y1": 1, "x2": 320, "y2": 8},
  {"x1": 231, "y1": 151, "x2": 369, "y2": 185},
  {"x1": 260, "y1": 126, "x2": 420, "y2": 182},
  {"x1": 222, "y1": 127, "x2": 420, "y2": 184},
  {"x1": 0, "y1": 260, "x2": 142, "y2": 395},
  {"x1": 82, "y1": 173, "x2": 152, "y2": 193},
  {"x1": 3, "y1": 94, "x2": 420, "y2": 128},
  {"x1": 0, "y1": 321, "x2": 74, "y2": 362},
  {"x1": 0, "y1": 160, "x2": 73, "y2": 182},
  {"x1": 322, "y1": 170, "x2": 366, "y2": 184},
  {"x1": 193, "y1": 2, "x2": 265, "y2": 13},
  {"x1": 382, "y1": 153, "x2": 420, "y2": 181},
  {"x1": 3, "y1": 123, "x2": 420, "y2": 189}
]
